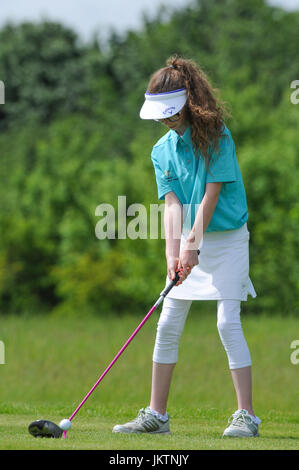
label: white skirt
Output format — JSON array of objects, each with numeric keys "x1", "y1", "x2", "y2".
[{"x1": 165, "y1": 223, "x2": 257, "y2": 301}]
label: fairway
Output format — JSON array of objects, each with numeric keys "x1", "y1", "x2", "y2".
[{"x1": 0, "y1": 306, "x2": 299, "y2": 450}]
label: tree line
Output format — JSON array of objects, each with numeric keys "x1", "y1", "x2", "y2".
[{"x1": 0, "y1": 0, "x2": 298, "y2": 316}]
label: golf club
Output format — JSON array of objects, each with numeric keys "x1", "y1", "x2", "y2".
[{"x1": 28, "y1": 252, "x2": 199, "y2": 439}]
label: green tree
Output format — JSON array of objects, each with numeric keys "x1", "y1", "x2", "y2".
[
  {"x1": 0, "y1": 0, "x2": 298, "y2": 316},
  {"x1": 0, "y1": 21, "x2": 90, "y2": 130}
]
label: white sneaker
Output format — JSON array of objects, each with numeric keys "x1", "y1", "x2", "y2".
[
  {"x1": 113, "y1": 407, "x2": 171, "y2": 434},
  {"x1": 222, "y1": 409, "x2": 261, "y2": 438}
]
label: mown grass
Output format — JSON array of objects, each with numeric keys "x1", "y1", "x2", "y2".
[
  {"x1": 0, "y1": 303, "x2": 299, "y2": 450},
  {"x1": 1, "y1": 412, "x2": 299, "y2": 450}
]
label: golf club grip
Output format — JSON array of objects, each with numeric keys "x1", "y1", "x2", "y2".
[{"x1": 161, "y1": 249, "x2": 200, "y2": 297}]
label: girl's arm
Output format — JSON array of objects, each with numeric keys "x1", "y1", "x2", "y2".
[
  {"x1": 163, "y1": 183, "x2": 222, "y2": 284},
  {"x1": 164, "y1": 191, "x2": 183, "y2": 283},
  {"x1": 184, "y1": 182, "x2": 222, "y2": 251},
  {"x1": 177, "y1": 182, "x2": 222, "y2": 282}
]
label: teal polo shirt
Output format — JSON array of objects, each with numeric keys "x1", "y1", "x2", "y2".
[{"x1": 151, "y1": 125, "x2": 248, "y2": 232}]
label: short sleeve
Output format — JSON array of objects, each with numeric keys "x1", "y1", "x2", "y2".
[
  {"x1": 151, "y1": 150, "x2": 173, "y2": 200},
  {"x1": 206, "y1": 131, "x2": 237, "y2": 183}
]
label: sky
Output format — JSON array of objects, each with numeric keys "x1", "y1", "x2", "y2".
[{"x1": 0, "y1": 0, "x2": 298, "y2": 42}]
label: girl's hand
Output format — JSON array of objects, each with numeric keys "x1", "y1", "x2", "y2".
[
  {"x1": 166, "y1": 256, "x2": 180, "y2": 286},
  {"x1": 177, "y1": 248, "x2": 199, "y2": 285}
]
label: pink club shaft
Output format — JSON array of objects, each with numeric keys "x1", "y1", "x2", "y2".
[
  {"x1": 63, "y1": 295, "x2": 164, "y2": 439},
  {"x1": 62, "y1": 262, "x2": 199, "y2": 439}
]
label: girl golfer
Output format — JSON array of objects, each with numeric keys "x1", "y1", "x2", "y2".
[{"x1": 113, "y1": 56, "x2": 261, "y2": 437}]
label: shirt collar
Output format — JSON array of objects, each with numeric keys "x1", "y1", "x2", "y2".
[{"x1": 171, "y1": 125, "x2": 193, "y2": 149}]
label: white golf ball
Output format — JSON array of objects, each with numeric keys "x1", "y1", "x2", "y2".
[{"x1": 59, "y1": 419, "x2": 72, "y2": 431}]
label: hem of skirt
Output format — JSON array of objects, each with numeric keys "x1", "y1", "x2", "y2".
[
  {"x1": 166, "y1": 291, "x2": 257, "y2": 301},
  {"x1": 165, "y1": 277, "x2": 257, "y2": 302}
]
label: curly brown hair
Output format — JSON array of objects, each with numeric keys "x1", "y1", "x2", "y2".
[{"x1": 147, "y1": 55, "x2": 230, "y2": 170}]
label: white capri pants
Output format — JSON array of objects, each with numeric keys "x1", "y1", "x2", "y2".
[{"x1": 153, "y1": 297, "x2": 251, "y2": 370}]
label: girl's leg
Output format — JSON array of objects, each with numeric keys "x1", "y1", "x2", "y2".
[
  {"x1": 150, "y1": 297, "x2": 192, "y2": 415},
  {"x1": 230, "y1": 366, "x2": 255, "y2": 417},
  {"x1": 217, "y1": 300, "x2": 255, "y2": 417},
  {"x1": 150, "y1": 362, "x2": 176, "y2": 415}
]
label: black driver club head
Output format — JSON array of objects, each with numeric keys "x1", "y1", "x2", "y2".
[{"x1": 28, "y1": 419, "x2": 63, "y2": 438}]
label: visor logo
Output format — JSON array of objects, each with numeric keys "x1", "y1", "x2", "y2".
[{"x1": 163, "y1": 106, "x2": 176, "y2": 115}]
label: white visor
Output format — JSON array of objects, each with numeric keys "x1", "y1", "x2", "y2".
[{"x1": 139, "y1": 88, "x2": 187, "y2": 120}]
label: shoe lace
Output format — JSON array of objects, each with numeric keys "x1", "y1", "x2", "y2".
[
  {"x1": 134, "y1": 408, "x2": 147, "y2": 424},
  {"x1": 228, "y1": 411, "x2": 252, "y2": 428}
]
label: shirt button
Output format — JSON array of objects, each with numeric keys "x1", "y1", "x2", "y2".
[
  {"x1": 185, "y1": 148, "x2": 189, "y2": 152},
  {"x1": 187, "y1": 160, "x2": 190, "y2": 164}
]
